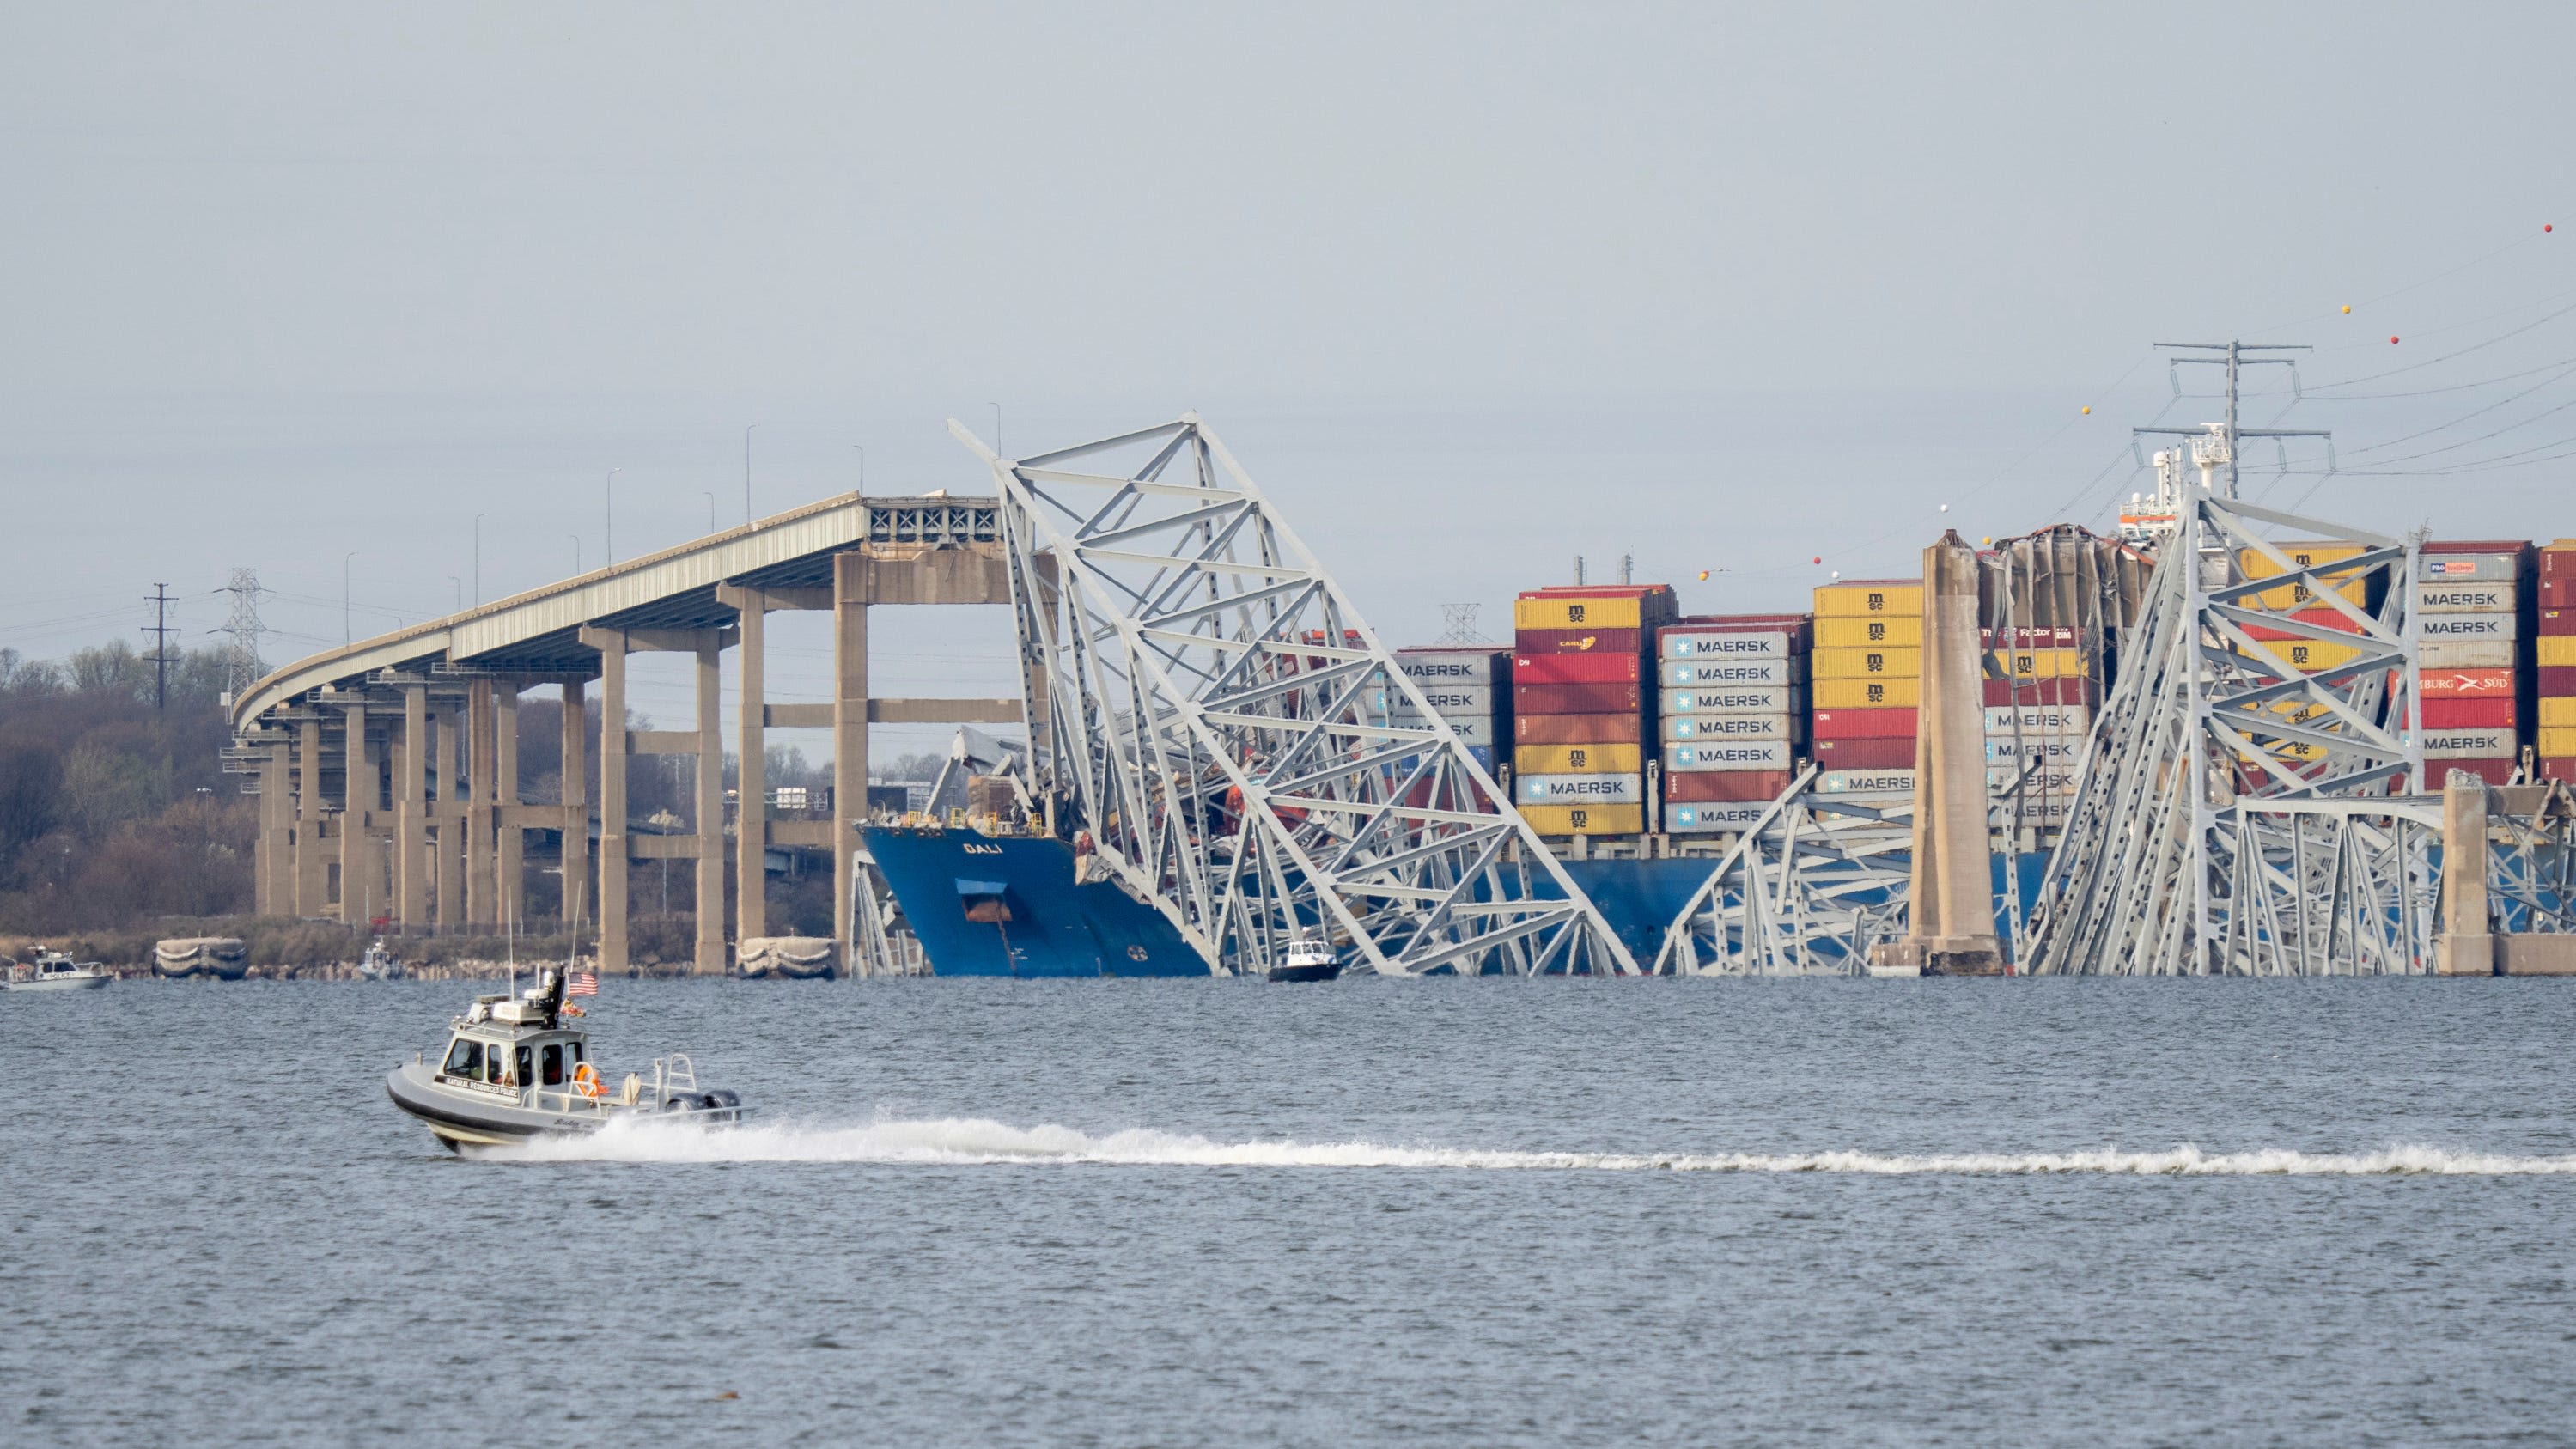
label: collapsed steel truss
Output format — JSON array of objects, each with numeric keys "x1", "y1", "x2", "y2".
[
  {"x1": 954, "y1": 414, "x2": 1635, "y2": 977},
  {"x1": 2023, "y1": 496, "x2": 2433, "y2": 975},
  {"x1": 1651, "y1": 770, "x2": 1915, "y2": 975}
]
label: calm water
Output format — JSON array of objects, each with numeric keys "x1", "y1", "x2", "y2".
[{"x1": 5, "y1": 977, "x2": 2573, "y2": 1446}]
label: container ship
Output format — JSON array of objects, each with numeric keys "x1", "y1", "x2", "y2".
[{"x1": 857, "y1": 520, "x2": 2576, "y2": 976}]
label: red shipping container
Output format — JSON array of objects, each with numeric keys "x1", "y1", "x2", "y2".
[
  {"x1": 1811, "y1": 736, "x2": 1914, "y2": 769},
  {"x1": 2419, "y1": 667, "x2": 2516, "y2": 698},
  {"x1": 2541, "y1": 576, "x2": 2576, "y2": 609},
  {"x1": 1514, "y1": 681, "x2": 1643, "y2": 715},
  {"x1": 2543, "y1": 667, "x2": 2576, "y2": 697},
  {"x1": 2430, "y1": 758, "x2": 2517, "y2": 788},
  {"x1": 2542, "y1": 546, "x2": 2576, "y2": 578},
  {"x1": 1811, "y1": 707, "x2": 1919, "y2": 740},
  {"x1": 1664, "y1": 769, "x2": 1793, "y2": 803},
  {"x1": 2239, "y1": 605, "x2": 2366, "y2": 642},
  {"x1": 1981, "y1": 677, "x2": 2099, "y2": 706},
  {"x1": 1978, "y1": 625, "x2": 2085, "y2": 649},
  {"x1": 2541, "y1": 757, "x2": 2576, "y2": 784},
  {"x1": 2420, "y1": 697, "x2": 2518, "y2": 729},
  {"x1": 1514, "y1": 626, "x2": 1646, "y2": 655},
  {"x1": 1512, "y1": 653, "x2": 1646, "y2": 685},
  {"x1": 2541, "y1": 608, "x2": 2576, "y2": 636},
  {"x1": 1514, "y1": 712, "x2": 1643, "y2": 745}
]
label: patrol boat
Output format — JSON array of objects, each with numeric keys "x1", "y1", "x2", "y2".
[
  {"x1": 1267, "y1": 931, "x2": 1343, "y2": 983},
  {"x1": 4, "y1": 949, "x2": 113, "y2": 991},
  {"x1": 384, "y1": 967, "x2": 746, "y2": 1151}
]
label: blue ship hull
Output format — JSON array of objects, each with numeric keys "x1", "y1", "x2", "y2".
[{"x1": 862, "y1": 827, "x2": 1209, "y2": 977}]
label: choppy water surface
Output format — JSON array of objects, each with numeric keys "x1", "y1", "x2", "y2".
[{"x1": 5, "y1": 977, "x2": 2572, "y2": 1446}]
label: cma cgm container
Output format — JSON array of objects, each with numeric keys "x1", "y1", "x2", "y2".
[
  {"x1": 1657, "y1": 615, "x2": 1814, "y2": 831},
  {"x1": 1513, "y1": 585, "x2": 1673, "y2": 836}
]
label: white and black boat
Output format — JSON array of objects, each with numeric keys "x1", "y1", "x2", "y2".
[
  {"x1": 354, "y1": 939, "x2": 400, "y2": 981},
  {"x1": 3, "y1": 949, "x2": 113, "y2": 992},
  {"x1": 384, "y1": 967, "x2": 746, "y2": 1151},
  {"x1": 1267, "y1": 931, "x2": 1343, "y2": 983}
]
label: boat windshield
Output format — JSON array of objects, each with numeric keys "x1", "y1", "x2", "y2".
[{"x1": 442, "y1": 1038, "x2": 482, "y2": 1077}]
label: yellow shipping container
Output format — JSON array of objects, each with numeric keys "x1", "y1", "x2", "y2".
[
  {"x1": 1984, "y1": 648, "x2": 2086, "y2": 679},
  {"x1": 1518, "y1": 803, "x2": 1645, "y2": 837},
  {"x1": 1812, "y1": 646, "x2": 1921, "y2": 680},
  {"x1": 1814, "y1": 615, "x2": 1921, "y2": 648},
  {"x1": 1813, "y1": 582, "x2": 1923, "y2": 618},
  {"x1": 1513, "y1": 595, "x2": 1642, "y2": 630},
  {"x1": 1812, "y1": 677, "x2": 1921, "y2": 709},
  {"x1": 2540, "y1": 636, "x2": 2576, "y2": 668},
  {"x1": 2245, "y1": 636, "x2": 2369, "y2": 673},
  {"x1": 2237, "y1": 544, "x2": 2372, "y2": 612},
  {"x1": 2540, "y1": 727, "x2": 2576, "y2": 758},
  {"x1": 1513, "y1": 742, "x2": 1643, "y2": 775},
  {"x1": 2539, "y1": 697, "x2": 2576, "y2": 728}
]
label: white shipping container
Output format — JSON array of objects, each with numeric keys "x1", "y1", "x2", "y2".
[
  {"x1": 1395, "y1": 649, "x2": 1507, "y2": 685},
  {"x1": 1665, "y1": 740, "x2": 1793, "y2": 771},
  {"x1": 1662, "y1": 630, "x2": 1796, "y2": 660},
  {"x1": 1664, "y1": 657, "x2": 1806, "y2": 689},
  {"x1": 1384, "y1": 712, "x2": 1497, "y2": 746},
  {"x1": 1515, "y1": 772, "x2": 1645, "y2": 805},
  {"x1": 1983, "y1": 704, "x2": 2092, "y2": 734},
  {"x1": 2420, "y1": 552, "x2": 2526, "y2": 582},
  {"x1": 1983, "y1": 736, "x2": 2088, "y2": 764},
  {"x1": 1819, "y1": 769, "x2": 1915, "y2": 795},
  {"x1": 1664, "y1": 712, "x2": 1796, "y2": 742},
  {"x1": 2419, "y1": 641, "x2": 2517, "y2": 668},
  {"x1": 2416, "y1": 581, "x2": 2517, "y2": 613},
  {"x1": 1663, "y1": 685, "x2": 1799, "y2": 714},
  {"x1": 2420, "y1": 612, "x2": 2519, "y2": 642},
  {"x1": 1995, "y1": 796, "x2": 2075, "y2": 825},
  {"x1": 2421, "y1": 727, "x2": 2516, "y2": 758},
  {"x1": 1989, "y1": 765, "x2": 2083, "y2": 795},
  {"x1": 1371, "y1": 685, "x2": 1495, "y2": 715},
  {"x1": 1666, "y1": 801, "x2": 1773, "y2": 832}
]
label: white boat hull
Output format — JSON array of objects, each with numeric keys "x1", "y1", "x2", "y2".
[{"x1": 6, "y1": 972, "x2": 112, "y2": 992}]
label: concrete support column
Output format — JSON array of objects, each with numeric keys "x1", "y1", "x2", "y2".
[
  {"x1": 466, "y1": 682, "x2": 498, "y2": 927},
  {"x1": 296, "y1": 719, "x2": 325, "y2": 916},
  {"x1": 433, "y1": 702, "x2": 462, "y2": 928},
  {"x1": 397, "y1": 684, "x2": 428, "y2": 928},
  {"x1": 255, "y1": 742, "x2": 290, "y2": 915},
  {"x1": 1900, "y1": 529, "x2": 2001, "y2": 976},
  {"x1": 716, "y1": 584, "x2": 768, "y2": 946},
  {"x1": 696, "y1": 642, "x2": 727, "y2": 974},
  {"x1": 340, "y1": 702, "x2": 374, "y2": 927},
  {"x1": 591, "y1": 634, "x2": 631, "y2": 971},
  {"x1": 496, "y1": 685, "x2": 521, "y2": 934},
  {"x1": 832, "y1": 553, "x2": 871, "y2": 963},
  {"x1": 560, "y1": 679, "x2": 589, "y2": 935},
  {"x1": 2439, "y1": 770, "x2": 2495, "y2": 976}
]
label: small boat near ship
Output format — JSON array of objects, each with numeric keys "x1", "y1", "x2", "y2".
[
  {"x1": 354, "y1": 939, "x2": 401, "y2": 981},
  {"x1": 4, "y1": 949, "x2": 113, "y2": 992},
  {"x1": 1268, "y1": 931, "x2": 1343, "y2": 983},
  {"x1": 384, "y1": 965, "x2": 747, "y2": 1151}
]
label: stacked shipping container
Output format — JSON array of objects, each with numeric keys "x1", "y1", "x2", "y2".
[
  {"x1": 1809, "y1": 580, "x2": 1923, "y2": 811},
  {"x1": 1389, "y1": 648, "x2": 1510, "y2": 774},
  {"x1": 1512, "y1": 585, "x2": 1678, "y2": 836},
  {"x1": 1656, "y1": 614, "x2": 1812, "y2": 834},
  {"x1": 2543, "y1": 542, "x2": 2576, "y2": 783},
  {"x1": 1982, "y1": 625, "x2": 2098, "y2": 832},
  {"x1": 2415, "y1": 541, "x2": 2531, "y2": 787}
]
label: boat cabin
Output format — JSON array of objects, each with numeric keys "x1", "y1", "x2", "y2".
[{"x1": 433, "y1": 995, "x2": 592, "y2": 1105}]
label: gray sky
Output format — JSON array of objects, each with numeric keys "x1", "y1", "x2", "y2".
[{"x1": 6, "y1": 3, "x2": 2574, "y2": 743}]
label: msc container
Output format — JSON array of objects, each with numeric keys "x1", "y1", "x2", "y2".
[
  {"x1": 1985, "y1": 704, "x2": 2091, "y2": 734},
  {"x1": 1662, "y1": 685, "x2": 1797, "y2": 715},
  {"x1": 1666, "y1": 801, "x2": 1773, "y2": 832},
  {"x1": 1513, "y1": 653, "x2": 1645, "y2": 685},
  {"x1": 2247, "y1": 636, "x2": 2369, "y2": 673},
  {"x1": 1662, "y1": 712, "x2": 1796, "y2": 742},
  {"x1": 1514, "y1": 627, "x2": 1645, "y2": 656},
  {"x1": 1659, "y1": 628, "x2": 1803, "y2": 659},
  {"x1": 1980, "y1": 677, "x2": 2097, "y2": 706},
  {"x1": 1395, "y1": 649, "x2": 1508, "y2": 685},
  {"x1": 1664, "y1": 657, "x2": 1805, "y2": 688},
  {"x1": 2425, "y1": 728, "x2": 2518, "y2": 758},
  {"x1": 1819, "y1": 768, "x2": 1915, "y2": 795},
  {"x1": 1814, "y1": 616, "x2": 1922, "y2": 649},
  {"x1": 2419, "y1": 641, "x2": 2516, "y2": 669},
  {"x1": 1665, "y1": 769, "x2": 1793, "y2": 803},
  {"x1": 1666, "y1": 740, "x2": 1793, "y2": 771},
  {"x1": 1816, "y1": 678, "x2": 1922, "y2": 710},
  {"x1": 2416, "y1": 581, "x2": 2518, "y2": 613},
  {"x1": 1811, "y1": 707, "x2": 1917, "y2": 740},
  {"x1": 1810, "y1": 735, "x2": 1913, "y2": 770},
  {"x1": 1512, "y1": 585, "x2": 1679, "y2": 632},
  {"x1": 1515, "y1": 772, "x2": 1645, "y2": 806},
  {"x1": 2421, "y1": 613, "x2": 2519, "y2": 642},
  {"x1": 1515, "y1": 711, "x2": 1643, "y2": 744},
  {"x1": 2421, "y1": 697, "x2": 2518, "y2": 729},
  {"x1": 2419, "y1": 667, "x2": 2515, "y2": 698},
  {"x1": 1514, "y1": 742, "x2": 1643, "y2": 775},
  {"x1": 1517, "y1": 802, "x2": 1644, "y2": 836},
  {"x1": 1514, "y1": 681, "x2": 1643, "y2": 715},
  {"x1": 1982, "y1": 648, "x2": 2086, "y2": 679},
  {"x1": 1812, "y1": 648, "x2": 1921, "y2": 681},
  {"x1": 2238, "y1": 543, "x2": 2375, "y2": 612},
  {"x1": 1813, "y1": 581, "x2": 1924, "y2": 618}
]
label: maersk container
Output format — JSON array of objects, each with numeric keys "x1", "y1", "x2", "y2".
[
  {"x1": 1395, "y1": 649, "x2": 1508, "y2": 684},
  {"x1": 2422, "y1": 728, "x2": 2517, "y2": 758},
  {"x1": 1515, "y1": 771, "x2": 1645, "y2": 806},
  {"x1": 2421, "y1": 613, "x2": 2518, "y2": 642},
  {"x1": 1984, "y1": 736, "x2": 2086, "y2": 765},
  {"x1": 1819, "y1": 768, "x2": 1915, "y2": 795},
  {"x1": 1516, "y1": 710, "x2": 1642, "y2": 744},
  {"x1": 1513, "y1": 653, "x2": 1645, "y2": 685},
  {"x1": 1373, "y1": 685, "x2": 1496, "y2": 715},
  {"x1": 1987, "y1": 764, "x2": 2082, "y2": 795},
  {"x1": 1661, "y1": 685, "x2": 1796, "y2": 715},
  {"x1": 1984, "y1": 704, "x2": 2090, "y2": 734},
  {"x1": 1664, "y1": 769, "x2": 1793, "y2": 803},
  {"x1": 1514, "y1": 626, "x2": 1645, "y2": 656},
  {"x1": 1666, "y1": 801, "x2": 1770, "y2": 832},
  {"x1": 1660, "y1": 628, "x2": 1800, "y2": 660},
  {"x1": 2420, "y1": 642, "x2": 2516, "y2": 669},
  {"x1": 1665, "y1": 658, "x2": 1803, "y2": 688},
  {"x1": 2417, "y1": 581, "x2": 2518, "y2": 613},
  {"x1": 1665, "y1": 740, "x2": 1793, "y2": 771},
  {"x1": 1663, "y1": 711, "x2": 1796, "y2": 742},
  {"x1": 1514, "y1": 742, "x2": 1643, "y2": 775},
  {"x1": 1391, "y1": 713, "x2": 1497, "y2": 746}
]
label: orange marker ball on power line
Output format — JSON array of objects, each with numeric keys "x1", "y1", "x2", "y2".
[
  {"x1": 1812, "y1": 556, "x2": 1822, "y2": 565},
  {"x1": 2549, "y1": 224, "x2": 2555, "y2": 233},
  {"x1": 2342, "y1": 305, "x2": 2352, "y2": 314},
  {"x1": 1697, "y1": 569, "x2": 1710, "y2": 581},
  {"x1": 2390, "y1": 335, "x2": 2401, "y2": 344},
  {"x1": 2080, "y1": 405, "x2": 2091, "y2": 415}
]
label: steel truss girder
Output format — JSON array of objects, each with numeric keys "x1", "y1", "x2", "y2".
[
  {"x1": 1651, "y1": 769, "x2": 1916, "y2": 975},
  {"x1": 2025, "y1": 495, "x2": 2433, "y2": 975},
  {"x1": 954, "y1": 414, "x2": 1635, "y2": 977}
]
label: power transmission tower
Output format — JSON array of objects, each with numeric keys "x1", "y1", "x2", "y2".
[
  {"x1": 1435, "y1": 603, "x2": 1489, "y2": 646},
  {"x1": 222, "y1": 568, "x2": 266, "y2": 697},
  {"x1": 142, "y1": 583, "x2": 179, "y2": 710},
  {"x1": 2134, "y1": 340, "x2": 2334, "y2": 500}
]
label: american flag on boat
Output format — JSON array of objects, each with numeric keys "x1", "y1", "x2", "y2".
[{"x1": 567, "y1": 970, "x2": 600, "y2": 998}]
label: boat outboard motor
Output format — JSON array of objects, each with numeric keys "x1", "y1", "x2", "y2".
[{"x1": 533, "y1": 966, "x2": 566, "y2": 1026}]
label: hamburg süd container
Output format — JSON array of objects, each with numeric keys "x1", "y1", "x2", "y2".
[
  {"x1": 2419, "y1": 667, "x2": 2515, "y2": 697},
  {"x1": 1512, "y1": 652, "x2": 1645, "y2": 685},
  {"x1": 1514, "y1": 627, "x2": 1645, "y2": 655}
]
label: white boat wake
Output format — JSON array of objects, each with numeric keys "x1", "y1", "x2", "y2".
[{"x1": 481, "y1": 1115, "x2": 2576, "y2": 1176}]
